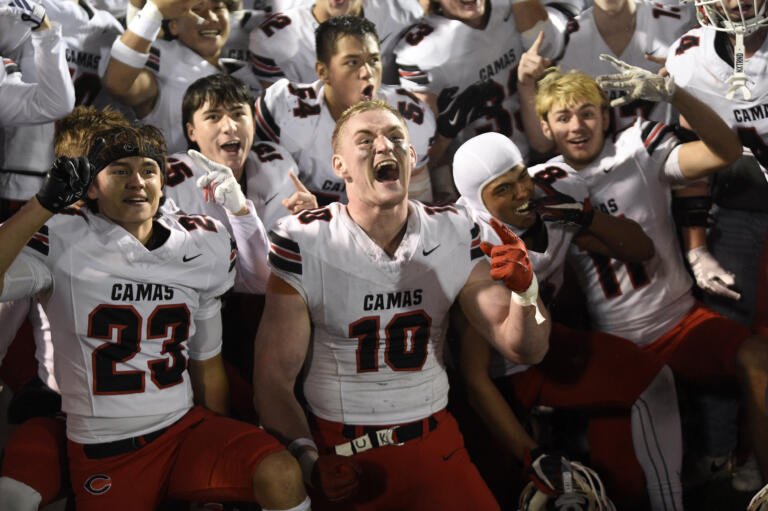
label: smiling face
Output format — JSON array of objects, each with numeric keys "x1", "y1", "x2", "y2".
[
  {"x1": 481, "y1": 165, "x2": 536, "y2": 228},
  {"x1": 332, "y1": 107, "x2": 416, "y2": 208},
  {"x1": 87, "y1": 156, "x2": 163, "y2": 240},
  {"x1": 542, "y1": 101, "x2": 609, "y2": 170},
  {"x1": 168, "y1": 0, "x2": 230, "y2": 62},
  {"x1": 318, "y1": 34, "x2": 382, "y2": 118},
  {"x1": 438, "y1": 0, "x2": 487, "y2": 27},
  {"x1": 313, "y1": 0, "x2": 364, "y2": 22},
  {"x1": 186, "y1": 100, "x2": 253, "y2": 179}
]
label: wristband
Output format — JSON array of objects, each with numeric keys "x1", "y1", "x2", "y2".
[
  {"x1": 126, "y1": 1, "x2": 140, "y2": 23},
  {"x1": 110, "y1": 38, "x2": 149, "y2": 69},
  {"x1": 297, "y1": 449, "x2": 319, "y2": 486},
  {"x1": 511, "y1": 273, "x2": 546, "y2": 324},
  {"x1": 127, "y1": 0, "x2": 162, "y2": 42},
  {"x1": 287, "y1": 437, "x2": 318, "y2": 457}
]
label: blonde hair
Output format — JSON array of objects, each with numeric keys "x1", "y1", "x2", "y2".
[
  {"x1": 331, "y1": 98, "x2": 406, "y2": 152},
  {"x1": 535, "y1": 68, "x2": 608, "y2": 120}
]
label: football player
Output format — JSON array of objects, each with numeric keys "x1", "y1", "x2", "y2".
[
  {"x1": 537, "y1": 66, "x2": 768, "y2": 491},
  {"x1": 253, "y1": 15, "x2": 436, "y2": 204},
  {"x1": 252, "y1": 99, "x2": 551, "y2": 510},
  {"x1": 394, "y1": 0, "x2": 564, "y2": 201},
  {"x1": 103, "y1": 0, "x2": 263, "y2": 154},
  {"x1": 665, "y1": 0, "x2": 768, "y2": 491},
  {"x1": 248, "y1": 0, "x2": 423, "y2": 87},
  {"x1": 453, "y1": 132, "x2": 683, "y2": 510},
  {"x1": 0, "y1": 124, "x2": 311, "y2": 511}
]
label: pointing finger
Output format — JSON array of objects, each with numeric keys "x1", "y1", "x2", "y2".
[
  {"x1": 529, "y1": 30, "x2": 545, "y2": 54},
  {"x1": 489, "y1": 217, "x2": 520, "y2": 246},
  {"x1": 289, "y1": 170, "x2": 309, "y2": 193}
]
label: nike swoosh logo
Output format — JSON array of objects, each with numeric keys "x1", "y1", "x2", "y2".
[
  {"x1": 182, "y1": 253, "x2": 202, "y2": 262},
  {"x1": 422, "y1": 244, "x2": 440, "y2": 256},
  {"x1": 380, "y1": 33, "x2": 391, "y2": 45},
  {"x1": 263, "y1": 192, "x2": 280, "y2": 205},
  {"x1": 443, "y1": 448, "x2": 461, "y2": 461}
]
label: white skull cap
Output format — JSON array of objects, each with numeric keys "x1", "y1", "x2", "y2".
[{"x1": 452, "y1": 132, "x2": 524, "y2": 214}]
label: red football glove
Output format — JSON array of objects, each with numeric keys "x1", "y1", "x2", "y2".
[
  {"x1": 479, "y1": 218, "x2": 534, "y2": 293},
  {"x1": 311, "y1": 454, "x2": 362, "y2": 502}
]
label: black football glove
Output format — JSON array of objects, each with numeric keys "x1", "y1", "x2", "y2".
[
  {"x1": 36, "y1": 138, "x2": 105, "y2": 213},
  {"x1": 436, "y1": 80, "x2": 497, "y2": 138},
  {"x1": 524, "y1": 179, "x2": 594, "y2": 228},
  {"x1": 525, "y1": 447, "x2": 573, "y2": 495}
]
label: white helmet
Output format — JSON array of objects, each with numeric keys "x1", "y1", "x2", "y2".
[
  {"x1": 517, "y1": 462, "x2": 616, "y2": 511},
  {"x1": 682, "y1": 0, "x2": 768, "y2": 99}
]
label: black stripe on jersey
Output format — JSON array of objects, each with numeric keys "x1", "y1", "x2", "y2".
[
  {"x1": 78, "y1": 0, "x2": 95, "y2": 19},
  {"x1": 470, "y1": 223, "x2": 480, "y2": 239},
  {"x1": 269, "y1": 252, "x2": 302, "y2": 275},
  {"x1": 255, "y1": 94, "x2": 281, "y2": 143},
  {"x1": 397, "y1": 64, "x2": 429, "y2": 85},
  {"x1": 645, "y1": 124, "x2": 676, "y2": 156},
  {"x1": 149, "y1": 46, "x2": 161, "y2": 57},
  {"x1": 268, "y1": 231, "x2": 300, "y2": 254},
  {"x1": 229, "y1": 238, "x2": 237, "y2": 273},
  {"x1": 250, "y1": 54, "x2": 285, "y2": 78},
  {"x1": 145, "y1": 60, "x2": 159, "y2": 72},
  {"x1": 714, "y1": 31, "x2": 734, "y2": 66},
  {"x1": 470, "y1": 223, "x2": 483, "y2": 261},
  {"x1": 240, "y1": 10, "x2": 252, "y2": 28},
  {"x1": 470, "y1": 247, "x2": 484, "y2": 260},
  {"x1": 3, "y1": 60, "x2": 19, "y2": 75},
  {"x1": 640, "y1": 120, "x2": 660, "y2": 142},
  {"x1": 26, "y1": 225, "x2": 50, "y2": 256}
]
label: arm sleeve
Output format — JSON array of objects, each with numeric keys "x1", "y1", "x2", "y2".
[
  {"x1": 0, "y1": 251, "x2": 53, "y2": 301},
  {"x1": 188, "y1": 296, "x2": 223, "y2": 360},
  {"x1": 0, "y1": 23, "x2": 75, "y2": 126},
  {"x1": 228, "y1": 199, "x2": 270, "y2": 294}
]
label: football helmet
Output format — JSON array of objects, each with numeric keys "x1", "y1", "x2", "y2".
[
  {"x1": 681, "y1": 0, "x2": 768, "y2": 99},
  {"x1": 517, "y1": 461, "x2": 616, "y2": 511}
]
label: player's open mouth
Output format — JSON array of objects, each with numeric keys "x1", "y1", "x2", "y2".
[
  {"x1": 733, "y1": 4, "x2": 753, "y2": 16},
  {"x1": 361, "y1": 85, "x2": 374, "y2": 100},
  {"x1": 374, "y1": 160, "x2": 399, "y2": 182},
  {"x1": 514, "y1": 201, "x2": 531, "y2": 214},
  {"x1": 124, "y1": 197, "x2": 148, "y2": 205},
  {"x1": 568, "y1": 136, "x2": 589, "y2": 147},
  {"x1": 221, "y1": 140, "x2": 241, "y2": 154},
  {"x1": 200, "y1": 29, "x2": 221, "y2": 38}
]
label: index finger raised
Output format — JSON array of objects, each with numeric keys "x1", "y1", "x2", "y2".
[
  {"x1": 489, "y1": 217, "x2": 521, "y2": 246},
  {"x1": 289, "y1": 170, "x2": 309, "y2": 193},
  {"x1": 529, "y1": 30, "x2": 545, "y2": 54}
]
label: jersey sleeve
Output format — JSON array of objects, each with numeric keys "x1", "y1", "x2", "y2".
[
  {"x1": 394, "y1": 22, "x2": 443, "y2": 94},
  {"x1": 185, "y1": 216, "x2": 237, "y2": 301},
  {"x1": 254, "y1": 78, "x2": 290, "y2": 144},
  {"x1": 396, "y1": 88, "x2": 436, "y2": 169},
  {"x1": 665, "y1": 30, "x2": 702, "y2": 89},
  {"x1": 227, "y1": 201, "x2": 270, "y2": 294},
  {"x1": 187, "y1": 296, "x2": 223, "y2": 360},
  {"x1": 248, "y1": 141, "x2": 299, "y2": 230},
  {"x1": 248, "y1": 12, "x2": 298, "y2": 83},
  {"x1": 267, "y1": 217, "x2": 307, "y2": 302},
  {"x1": 636, "y1": 118, "x2": 682, "y2": 175}
]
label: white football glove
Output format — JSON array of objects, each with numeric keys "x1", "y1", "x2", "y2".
[
  {"x1": 188, "y1": 149, "x2": 247, "y2": 216},
  {"x1": 686, "y1": 246, "x2": 741, "y2": 301},
  {"x1": 596, "y1": 54, "x2": 676, "y2": 107},
  {"x1": 3, "y1": 0, "x2": 46, "y2": 30}
]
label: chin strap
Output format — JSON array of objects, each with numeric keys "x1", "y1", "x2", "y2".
[{"x1": 726, "y1": 26, "x2": 753, "y2": 100}]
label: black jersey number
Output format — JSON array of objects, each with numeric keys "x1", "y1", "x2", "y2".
[
  {"x1": 89, "y1": 304, "x2": 190, "y2": 395},
  {"x1": 165, "y1": 158, "x2": 194, "y2": 187},
  {"x1": 260, "y1": 13, "x2": 291, "y2": 37},
  {"x1": 350, "y1": 310, "x2": 431, "y2": 373},
  {"x1": 587, "y1": 252, "x2": 650, "y2": 299}
]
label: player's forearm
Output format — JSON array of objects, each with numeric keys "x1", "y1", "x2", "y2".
[
  {"x1": 189, "y1": 354, "x2": 230, "y2": 415},
  {"x1": 498, "y1": 296, "x2": 550, "y2": 365},
  {"x1": 583, "y1": 212, "x2": 655, "y2": 262},
  {"x1": 228, "y1": 204, "x2": 270, "y2": 294},
  {"x1": 253, "y1": 381, "x2": 313, "y2": 445},
  {"x1": 0, "y1": 199, "x2": 52, "y2": 295},
  {"x1": 672, "y1": 87, "x2": 742, "y2": 174},
  {"x1": 29, "y1": 22, "x2": 75, "y2": 120},
  {"x1": 519, "y1": 85, "x2": 554, "y2": 154}
]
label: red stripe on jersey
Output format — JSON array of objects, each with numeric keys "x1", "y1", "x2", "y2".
[
  {"x1": 148, "y1": 55, "x2": 160, "y2": 64},
  {"x1": 3, "y1": 58, "x2": 15, "y2": 65},
  {"x1": 255, "y1": 101, "x2": 279, "y2": 143},
  {"x1": 250, "y1": 55, "x2": 280, "y2": 73},
  {"x1": 32, "y1": 233, "x2": 49, "y2": 244},
  {"x1": 471, "y1": 238, "x2": 480, "y2": 247},
  {"x1": 643, "y1": 123, "x2": 665, "y2": 148},
  {"x1": 271, "y1": 244, "x2": 301, "y2": 261},
  {"x1": 398, "y1": 70, "x2": 425, "y2": 78}
]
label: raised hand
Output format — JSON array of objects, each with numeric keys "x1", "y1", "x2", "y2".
[
  {"x1": 525, "y1": 178, "x2": 594, "y2": 228},
  {"x1": 518, "y1": 31, "x2": 551, "y2": 90},
  {"x1": 596, "y1": 54, "x2": 676, "y2": 107},
  {"x1": 282, "y1": 170, "x2": 318, "y2": 214},
  {"x1": 151, "y1": 0, "x2": 204, "y2": 21},
  {"x1": 36, "y1": 138, "x2": 105, "y2": 213},
  {"x1": 189, "y1": 149, "x2": 247, "y2": 216},
  {"x1": 4, "y1": 0, "x2": 47, "y2": 30},
  {"x1": 479, "y1": 218, "x2": 534, "y2": 294}
]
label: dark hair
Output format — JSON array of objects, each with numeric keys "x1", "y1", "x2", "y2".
[
  {"x1": 85, "y1": 124, "x2": 168, "y2": 213},
  {"x1": 315, "y1": 15, "x2": 379, "y2": 65},
  {"x1": 181, "y1": 73, "x2": 255, "y2": 150},
  {"x1": 54, "y1": 106, "x2": 130, "y2": 158}
]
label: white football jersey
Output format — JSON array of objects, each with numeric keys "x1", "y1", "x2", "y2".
[
  {"x1": 460, "y1": 162, "x2": 587, "y2": 378},
  {"x1": 551, "y1": 119, "x2": 695, "y2": 345},
  {"x1": 254, "y1": 78, "x2": 436, "y2": 204},
  {"x1": 666, "y1": 27, "x2": 768, "y2": 183},
  {"x1": 269, "y1": 201, "x2": 485, "y2": 424},
  {"x1": 559, "y1": 0, "x2": 691, "y2": 132},
  {"x1": 223, "y1": 9, "x2": 268, "y2": 62},
  {"x1": 242, "y1": 0, "x2": 312, "y2": 11},
  {"x1": 395, "y1": 0, "x2": 538, "y2": 155},
  {"x1": 249, "y1": 0, "x2": 422, "y2": 85},
  {"x1": 137, "y1": 39, "x2": 263, "y2": 154},
  {"x1": 17, "y1": 208, "x2": 235, "y2": 438}
]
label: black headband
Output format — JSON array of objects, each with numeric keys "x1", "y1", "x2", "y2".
[{"x1": 92, "y1": 142, "x2": 164, "y2": 174}]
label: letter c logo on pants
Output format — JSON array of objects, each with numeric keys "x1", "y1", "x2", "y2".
[{"x1": 84, "y1": 474, "x2": 112, "y2": 495}]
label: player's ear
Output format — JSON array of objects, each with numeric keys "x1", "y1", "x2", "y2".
[
  {"x1": 186, "y1": 122, "x2": 197, "y2": 144},
  {"x1": 332, "y1": 154, "x2": 349, "y2": 180},
  {"x1": 408, "y1": 144, "x2": 417, "y2": 167},
  {"x1": 167, "y1": 19, "x2": 180, "y2": 38},
  {"x1": 86, "y1": 178, "x2": 99, "y2": 200},
  {"x1": 541, "y1": 118, "x2": 554, "y2": 141},
  {"x1": 316, "y1": 61, "x2": 329, "y2": 84}
]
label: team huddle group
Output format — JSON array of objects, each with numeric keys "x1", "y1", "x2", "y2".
[{"x1": 0, "y1": 0, "x2": 767, "y2": 509}]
